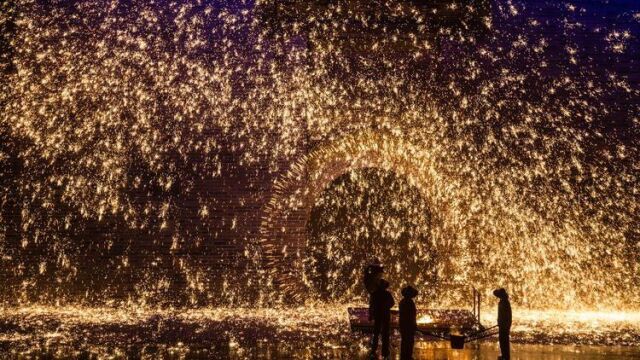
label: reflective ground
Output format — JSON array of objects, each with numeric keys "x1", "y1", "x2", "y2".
[
  {"x1": 1, "y1": 306, "x2": 639, "y2": 359},
  {"x1": 4, "y1": 341, "x2": 640, "y2": 359}
]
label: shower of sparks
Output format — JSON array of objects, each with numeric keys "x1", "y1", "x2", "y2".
[
  {"x1": 1, "y1": 305, "x2": 640, "y2": 357},
  {"x1": 0, "y1": 0, "x2": 639, "y2": 314},
  {"x1": 303, "y1": 167, "x2": 437, "y2": 300}
]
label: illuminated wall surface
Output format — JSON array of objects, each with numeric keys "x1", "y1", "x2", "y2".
[{"x1": 0, "y1": 0, "x2": 638, "y2": 308}]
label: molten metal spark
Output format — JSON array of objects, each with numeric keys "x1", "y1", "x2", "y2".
[{"x1": 0, "y1": 0, "x2": 638, "y2": 312}]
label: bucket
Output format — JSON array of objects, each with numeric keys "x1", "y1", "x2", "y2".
[{"x1": 450, "y1": 335, "x2": 465, "y2": 349}]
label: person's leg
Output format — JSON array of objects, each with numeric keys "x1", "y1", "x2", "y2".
[
  {"x1": 499, "y1": 329, "x2": 510, "y2": 360},
  {"x1": 400, "y1": 333, "x2": 413, "y2": 360},
  {"x1": 371, "y1": 320, "x2": 380, "y2": 354},
  {"x1": 381, "y1": 321, "x2": 390, "y2": 357},
  {"x1": 504, "y1": 331, "x2": 510, "y2": 360}
]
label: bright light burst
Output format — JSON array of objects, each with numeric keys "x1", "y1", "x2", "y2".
[{"x1": 0, "y1": 0, "x2": 638, "y2": 311}]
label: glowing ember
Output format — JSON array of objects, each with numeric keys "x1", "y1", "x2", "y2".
[{"x1": 417, "y1": 314, "x2": 434, "y2": 325}]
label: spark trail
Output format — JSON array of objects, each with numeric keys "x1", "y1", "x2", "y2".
[{"x1": 0, "y1": 0, "x2": 638, "y2": 309}]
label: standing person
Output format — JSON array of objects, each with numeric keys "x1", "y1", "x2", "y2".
[
  {"x1": 371, "y1": 279, "x2": 394, "y2": 360},
  {"x1": 493, "y1": 288, "x2": 512, "y2": 360},
  {"x1": 399, "y1": 285, "x2": 418, "y2": 360},
  {"x1": 363, "y1": 259, "x2": 384, "y2": 321}
]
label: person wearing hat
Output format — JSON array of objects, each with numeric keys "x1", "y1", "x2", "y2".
[
  {"x1": 371, "y1": 278, "x2": 394, "y2": 359},
  {"x1": 493, "y1": 288, "x2": 512, "y2": 360},
  {"x1": 399, "y1": 285, "x2": 419, "y2": 360}
]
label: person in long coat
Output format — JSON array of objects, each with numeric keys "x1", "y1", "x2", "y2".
[
  {"x1": 399, "y1": 285, "x2": 418, "y2": 360},
  {"x1": 363, "y1": 259, "x2": 384, "y2": 321},
  {"x1": 371, "y1": 279, "x2": 394, "y2": 359},
  {"x1": 493, "y1": 288, "x2": 512, "y2": 360}
]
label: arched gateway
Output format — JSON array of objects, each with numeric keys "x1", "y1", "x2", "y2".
[{"x1": 259, "y1": 130, "x2": 458, "y2": 301}]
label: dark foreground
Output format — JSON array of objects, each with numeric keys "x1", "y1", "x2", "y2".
[{"x1": 1, "y1": 306, "x2": 639, "y2": 359}]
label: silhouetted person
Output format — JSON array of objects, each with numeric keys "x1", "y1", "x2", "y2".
[
  {"x1": 371, "y1": 279, "x2": 394, "y2": 359},
  {"x1": 363, "y1": 259, "x2": 384, "y2": 321},
  {"x1": 399, "y1": 285, "x2": 418, "y2": 360},
  {"x1": 493, "y1": 288, "x2": 512, "y2": 360}
]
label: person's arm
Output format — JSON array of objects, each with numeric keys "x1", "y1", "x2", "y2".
[
  {"x1": 498, "y1": 302, "x2": 510, "y2": 327},
  {"x1": 411, "y1": 302, "x2": 417, "y2": 328},
  {"x1": 369, "y1": 293, "x2": 376, "y2": 320}
]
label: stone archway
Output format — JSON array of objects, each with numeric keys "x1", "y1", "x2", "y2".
[{"x1": 259, "y1": 130, "x2": 453, "y2": 301}]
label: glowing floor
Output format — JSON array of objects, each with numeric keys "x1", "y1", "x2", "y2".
[{"x1": 1, "y1": 306, "x2": 639, "y2": 358}]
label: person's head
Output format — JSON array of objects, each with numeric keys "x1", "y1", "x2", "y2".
[
  {"x1": 371, "y1": 258, "x2": 384, "y2": 273},
  {"x1": 401, "y1": 285, "x2": 418, "y2": 299},
  {"x1": 374, "y1": 271, "x2": 383, "y2": 281},
  {"x1": 493, "y1": 288, "x2": 509, "y2": 300}
]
